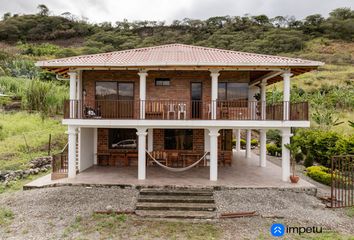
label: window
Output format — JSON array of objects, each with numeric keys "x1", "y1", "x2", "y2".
[
  {"x1": 95, "y1": 82, "x2": 134, "y2": 100},
  {"x1": 218, "y1": 82, "x2": 248, "y2": 100},
  {"x1": 109, "y1": 129, "x2": 137, "y2": 149},
  {"x1": 155, "y1": 78, "x2": 170, "y2": 86},
  {"x1": 164, "y1": 129, "x2": 193, "y2": 150}
]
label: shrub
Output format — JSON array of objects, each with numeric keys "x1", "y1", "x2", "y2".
[
  {"x1": 304, "y1": 154, "x2": 314, "y2": 167},
  {"x1": 267, "y1": 129, "x2": 281, "y2": 146},
  {"x1": 251, "y1": 139, "x2": 258, "y2": 147},
  {"x1": 240, "y1": 139, "x2": 246, "y2": 148},
  {"x1": 267, "y1": 143, "x2": 281, "y2": 156},
  {"x1": 306, "y1": 166, "x2": 331, "y2": 186},
  {"x1": 295, "y1": 152, "x2": 304, "y2": 163}
]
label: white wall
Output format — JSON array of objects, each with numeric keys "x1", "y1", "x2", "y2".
[{"x1": 79, "y1": 128, "x2": 95, "y2": 171}]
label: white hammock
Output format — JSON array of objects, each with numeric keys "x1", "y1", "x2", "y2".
[{"x1": 146, "y1": 150, "x2": 209, "y2": 172}]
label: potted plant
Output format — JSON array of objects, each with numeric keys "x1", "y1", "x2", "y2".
[{"x1": 285, "y1": 142, "x2": 301, "y2": 183}]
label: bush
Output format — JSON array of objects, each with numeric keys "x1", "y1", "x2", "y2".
[
  {"x1": 304, "y1": 154, "x2": 314, "y2": 167},
  {"x1": 251, "y1": 139, "x2": 258, "y2": 147},
  {"x1": 306, "y1": 166, "x2": 331, "y2": 185},
  {"x1": 267, "y1": 129, "x2": 281, "y2": 146},
  {"x1": 240, "y1": 139, "x2": 246, "y2": 148},
  {"x1": 267, "y1": 143, "x2": 281, "y2": 156},
  {"x1": 295, "y1": 152, "x2": 304, "y2": 163}
]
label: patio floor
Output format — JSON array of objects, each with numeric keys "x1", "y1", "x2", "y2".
[{"x1": 25, "y1": 150, "x2": 315, "y2": 190}]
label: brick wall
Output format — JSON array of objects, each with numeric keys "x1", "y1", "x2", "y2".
[{"x1": 82, "y1": 70, "x2": 250, "y2": 104}]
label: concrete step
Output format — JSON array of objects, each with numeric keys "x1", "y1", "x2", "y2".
[
  {"x1": 135, "y1": 210, "x2": 216, "y2": 219},
  {"x1": 139, "y1": 188, "x2": 213, "y2": 196},
  {"x1": 138, "y1": 195, "x2": 214, "y2": 203},
  {"x1": 136, "y1": 202, "x2": 216, "y2": 211}
]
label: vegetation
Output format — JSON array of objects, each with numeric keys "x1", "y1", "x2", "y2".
[
  {"x1": 0, "y1": 207, "x2": 14, "y2": 226},
  {"x1": 266, "y1": 143, "x2": 281, "y2": 157},
  {"x1": 63, "y1": 213, "x2": 220, "y2": 239},
  {"x1": 0, "y1": 112, "x2": 66, "y2": 171},
  {"x1": 306, "y1": 166, "x2": 332, "y2": 186}
]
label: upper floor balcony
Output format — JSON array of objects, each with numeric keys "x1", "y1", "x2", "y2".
[{"x1": 64, "y1": 100, "x2": 309, "y2": 121}]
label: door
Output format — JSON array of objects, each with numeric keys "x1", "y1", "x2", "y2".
[
  {"x1": 191, "y1": 82, "x2": 202, "y2": 119},
  {"x1": 118, "y1": 83, "x2": 134, "y2": 119}
]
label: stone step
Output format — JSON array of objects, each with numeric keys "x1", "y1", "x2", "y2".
[
  {"x1": 136, "y1": 202, "x2": 216, "y2": 211},
  {"x1": 135, "y1": 210, "x2": 216, "y2": 219},
  {"x1": 139, "y1": 188, "x2": 213, "y2": 196},
  {"x1": 138, "y1": 195, "x2": 214, "y2": 203}
]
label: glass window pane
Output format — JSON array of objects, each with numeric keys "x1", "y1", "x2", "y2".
[
  {"x1": 164, "y1": 129, "x2": 193, "y2": 150},
  {"x1": 109, "y1": 128, "x2": 137, "y2": 149},
  {"x1": 191, "y1": 83, "x2": 202, "y2": 100},
  {"x1": 96, "y1": 82, "x2": 117, "y2": 100},
  {"x1": 226, "y1": 83, "x2": 248, "y2": 100},
  {"x1": 118, "y1": 83, "x2": 134, "y2": 100},
  {"x1": 218, "y1": 83, "x2": 226, "y2": 100}
]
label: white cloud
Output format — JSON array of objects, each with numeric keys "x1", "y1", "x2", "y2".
[{"x1": 0, "y1": 0, "x2": 353, "y2": 23}]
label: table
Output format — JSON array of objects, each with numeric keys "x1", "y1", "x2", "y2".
[{"x1": 180, "y1": 153, "x2": 202, "y2": 167}]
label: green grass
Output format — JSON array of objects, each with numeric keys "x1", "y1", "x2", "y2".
[
  {"x1": 0, "y1": 207, "x2": 14, "y2": 226},
  {"x1": 0, "y1": 170, "x2": 49, "y2": 194},
  {"x1": 0, "y1": 111, "x2": 66, "y2": 170},
  {"x1": 347, "y1": 207, "x2": 354, "y2": 218},
  {"x1": 63, "y1": 213, "x2": 220, "y2": 240}
]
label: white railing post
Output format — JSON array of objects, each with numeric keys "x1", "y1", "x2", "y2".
[
  {"x1": 210, "y1": 70, "x2": 220, "y2": 120},
  {"x1": 138, "y1": 70, "x2": 148, "y2": 119}
]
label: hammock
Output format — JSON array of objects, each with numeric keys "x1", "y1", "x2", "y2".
[{"x1": 146, "y1": 150, "x2": 209, "y2": 172}]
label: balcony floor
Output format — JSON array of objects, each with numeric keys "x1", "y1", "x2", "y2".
[{"x1": 26, "y1": 150, "x2": 315, "y2": 190}]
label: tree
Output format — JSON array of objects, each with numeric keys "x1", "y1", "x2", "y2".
[
  {"x1": 2, "y1": 12, "x2": 11, "y2": 21},
  {"x1": 37, "y1": 4, "x2": 49, "y2": 16}
]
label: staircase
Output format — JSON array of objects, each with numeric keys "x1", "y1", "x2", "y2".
[{"x1": 135, "y1": 188, "x2": 216, "y2": 219}]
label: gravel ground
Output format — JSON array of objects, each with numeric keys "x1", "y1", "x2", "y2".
[
  {"x1": 215, "y1": 189, "x2": 354, "y2": 238},
  {"x1": 0, "y1": 186, "x2": 138, "y2": 240},
  {"x1": 0, "y1": 187, "x2": 353, "y2": 239}
]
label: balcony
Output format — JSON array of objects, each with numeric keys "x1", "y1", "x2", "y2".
[{"x1": 63, "y1": 100, "x2": 309, "y2": 121}]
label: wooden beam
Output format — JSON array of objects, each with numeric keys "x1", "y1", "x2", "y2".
[{"x1": 249, "y1": 71, "x2": 283, "y2": 86}]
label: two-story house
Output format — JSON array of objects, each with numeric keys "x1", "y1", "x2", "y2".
[{"x1": 36, "y1": 44, "x2": 323, "y2": 182}]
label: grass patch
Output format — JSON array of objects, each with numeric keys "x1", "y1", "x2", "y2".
[
  {"x1": 62, "y1": 213, "x2": 220, "y2": 240},
  {"x1": 346, "y1": 207, "x2": 354, "y2": 218},
  {"x1": 0, "y1": 207, "x2": 14, "y2": 226},
  {"x1": 0, "y1": 170, "x2": 49, "y2": 194},
  {"x1": 0, "y1": 111, "x2": 66, "y2": 171}
]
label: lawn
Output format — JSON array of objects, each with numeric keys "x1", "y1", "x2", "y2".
[{"x1": 0, "y1": 111, "x2": 66, "y2": 171}]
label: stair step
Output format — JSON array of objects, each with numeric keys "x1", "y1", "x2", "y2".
[
  {"x1": 135, "y1": 210, "x2": 216, "y2": 219},
  {"x1": 136, "y1": 202, "x2": 216, "y2": 211},
  {"x1": 138, "y1": 195, "x2": 214, "y2": 203},
  {"x1": 139, "y1": 189, "x2": 213, "y2": 196}
]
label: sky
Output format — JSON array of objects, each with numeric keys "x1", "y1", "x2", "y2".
[{"x1": 0, "y1": 0, "x2": 353, "y2": 23}]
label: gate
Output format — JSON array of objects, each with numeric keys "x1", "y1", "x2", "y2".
[{"x1": 331, "y1": 155, "x2": 354, "y2": 208}]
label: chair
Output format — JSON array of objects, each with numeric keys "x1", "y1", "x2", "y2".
[
  {"x1": 178, "y1": 103, "x2": 187, "y2": 120},
  {"x1": 165, "y1": 103, "x2": 176, "y2": 119},
  {"x1": 168, "y1": 152, "x2": 179, "y2": 167}
]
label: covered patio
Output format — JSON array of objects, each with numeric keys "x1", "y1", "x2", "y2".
[{"x1": 26, "y1": 150, "x2": 315, "y2": 190}]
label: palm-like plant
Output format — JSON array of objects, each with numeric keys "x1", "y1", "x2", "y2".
[{"x1": 284, "y1": 141, "x2": 301, "y2": 178}]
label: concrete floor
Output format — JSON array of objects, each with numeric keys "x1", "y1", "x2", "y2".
[{"x1": 26, "y1": 150, "x2": 315, "y2": 190}]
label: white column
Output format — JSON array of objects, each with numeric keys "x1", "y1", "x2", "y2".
[
  {"x1": 235, "y1": 129, "x2": 241, "y2": 152},
  {"x1": 67, "y1": 125, "x2": 77, "y2": 178},
  {"x1": 260, "y1": 80, "x2": 267, "y2": 120},
  {"x1": 282, "y1": 71, "x2": 293, "y2": 120},
  {"x1": 147, "y1": 128, "x2": 153, "y2": 152},
  {"x1": 259, "y1": 129, "x2": 267, "y2": 167},
  {"x1": 210, "y1": 70, "x2": 220, "y2": 120},
  {"x1": 281, "y1": 128, "x2": 292, "y2": 182},
  {"x1": 137, "y1": 128, "x2": 147, "y2": 180},
  {"x1": 246, "y1": 129, "x2": 251, "y2": 158},
  {"x1": 138, "y1": 70, "x2": 148, "y2": 119},
  {"x1": 68, "y1": 71, "x2": 77, "y2": 118},
  {"x1": 209, "y1": 128, "x2": 219, "y2": 181},
  {"x1": 204, "y1": 129, "x2": 210, "y2": 152},
  {"x1": 93, "y1": 128, "x2": 98, "y2": 165}
]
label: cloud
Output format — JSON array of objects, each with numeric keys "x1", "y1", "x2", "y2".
[{"x1": 0, "y1": 0, "x2": 353, "y2": 23}]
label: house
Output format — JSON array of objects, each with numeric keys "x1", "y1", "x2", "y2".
[{"x1": 36, "y1": 44, "x2": 323, "y2": 182}]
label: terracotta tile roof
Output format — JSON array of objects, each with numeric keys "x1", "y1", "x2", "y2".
[{"x1": 36, "y1": 44, "x2": 323, "y2": 68}]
